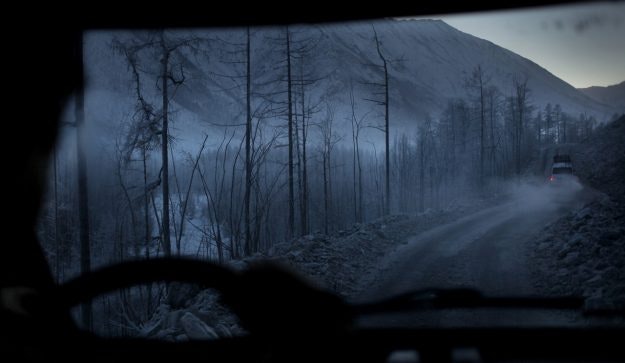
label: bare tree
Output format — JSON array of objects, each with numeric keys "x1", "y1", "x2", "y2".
[
  {"x1": 173, "y1": 136, "x2": 209, "y2": 255},
  {"x1": 466, "y1": 65, "x2": 491, "y2": 186},
  {"x1": 375, "y1": 26, "x2": 390, "y2": 215},
  {"x1": 486, "y1": 85, "x2": 501, "y2": 178},
  {"x1": 244, "y1": 27, "x2": 253, "y2": 254},
  {"x1": 291, "y1": 27, "x2": 323, "y2": 236},
  {"x1": 318, "y1": 103, "x2": 342, "y2": 234},
  {"x1": 363, "y1": 25, "x2": 396, "y2": 215},
  {"x1": 544, "y1": 103, "x2": 554, "y2": 145},
  {"x1": 249, "y1": 116, "x2": 282, "y2": 251},
  {"x1": 513, "y1": 75, "x2": 529, "y2": 180},
  {"x1": 348, "y1": 82, "x2": 367, "y2": 223},
  {"x1": 115, "y1": 31, "x2": 199, "y2": 256},
  {"x1": 114, "y1": 34, "x2": 162, "y2": 260},
  {"x1": 285, "y1": 27, "x2": 296, "y2": 238}
]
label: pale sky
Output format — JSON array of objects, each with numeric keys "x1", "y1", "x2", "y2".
[{"x1": 428, "y1": 1, "x2": 625, "y2": 88}]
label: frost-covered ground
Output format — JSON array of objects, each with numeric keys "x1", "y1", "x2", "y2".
[{"x1": 530, "y1": 116, "x2": 625, "y2": 310}]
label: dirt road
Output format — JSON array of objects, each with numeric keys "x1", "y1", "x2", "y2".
[{"x1": 360, "y1": 181, "x2": 593, "y2": 327}]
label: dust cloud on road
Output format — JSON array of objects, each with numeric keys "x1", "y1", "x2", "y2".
[{"x1": 360, "y1": 179, "x2": 590, "y2": 327}]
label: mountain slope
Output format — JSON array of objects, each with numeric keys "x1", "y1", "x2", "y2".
[
  {"x1": 312, "y1": 19, "x2": 616, "y2": 123},
  {"x1": 577, "y1": 81, "x2": 625, "y2": 113},
  {"x1": 84, "y1": 20, "x2": 619, "y2": 149}
]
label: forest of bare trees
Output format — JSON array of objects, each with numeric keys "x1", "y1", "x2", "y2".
[{"x1": 36, "y1": 27, "x2": 604, "y2": 336}]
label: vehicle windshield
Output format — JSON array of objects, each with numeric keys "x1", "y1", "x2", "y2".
[
  {"x1": 553, "y1": 167, "x2": 573, "y2": 174},
  {"x1": 37, "y1": 1, "x2": 625, "y2": 337}
]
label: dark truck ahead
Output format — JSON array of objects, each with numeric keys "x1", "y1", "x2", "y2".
[{"x1": 548, "y1": 154, "x2": 578, "y2": 185}]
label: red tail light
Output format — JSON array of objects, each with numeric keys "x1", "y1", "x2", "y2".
[{"x1": 549, "y1": 175, "x2": 555, "y2": 182}]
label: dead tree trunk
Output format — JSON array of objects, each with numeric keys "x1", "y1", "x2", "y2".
[
  {"x1": 297, "y1": 62, "x2": 310, "y2": 235},
  {"x1": 301, "y1": 100, "x2": 309, "y2": 235},
  {"x1": 374, "y1": 30, "x2": 390, "y2": 215},
  {"x1": 478, "y1": 69, "x2": 485, "y2": 186},
  {"x1": 322, "y1": 154, "x2": 329, "y2": 234},
  {"x1": 286, "y1": 26, "x2": 295, "y2": 238},
  {"x1": 349, "y1": 84, "x2": 364, "y2": 223},
  {"x1": 367, "y1": 26, "x2": 391, "y2": 215},
  {"x1": 160, "y1": 33, "x2": 172, "y2": 257},
  {"x1": 319, "y1": 104, "x2": 339, "y2": 234},
  {"x1": 142, "y1": 148, "x2": 153, "y2": 314},
  {"x1": 513, "y1": 76, "x2": 528, "y2": 181},
  {"x1": 244, "y1": 27, "x2": 253, "y2": 255}
]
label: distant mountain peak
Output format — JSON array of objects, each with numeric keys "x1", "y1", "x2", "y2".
[
  {"x1": 578, "y1": 80, "x2": 625, "y2": 90},
  {"x1": 577, "y1": 81, "x2": 625, "y2": 113}
]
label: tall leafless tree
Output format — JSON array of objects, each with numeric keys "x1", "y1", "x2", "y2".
[
  {"x1": 363, "y1": 26, "x2": 393, "y2": 215},
  {"x1": 375, "y1": 27, "x2": 390, "y2": 215},
  {"x1": 318, "y1": 103, "x2": 342, "y2": 234},
  {"x1": 513, "y1": 75, "x2": 529, "y2": 180},
  {"x1": 349, "y1": 83, "x2": 367, "y2": 223},
  {"x1": 466, "y1": 65, "x2": 490, "y2": 186},
  {"x1": 244, "y1": 27, "x2": 253, "y2": 254}
]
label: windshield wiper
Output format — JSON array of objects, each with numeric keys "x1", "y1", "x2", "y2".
[{"x1": 354, "y1": 288, "x2": 587, "y2": 315}]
